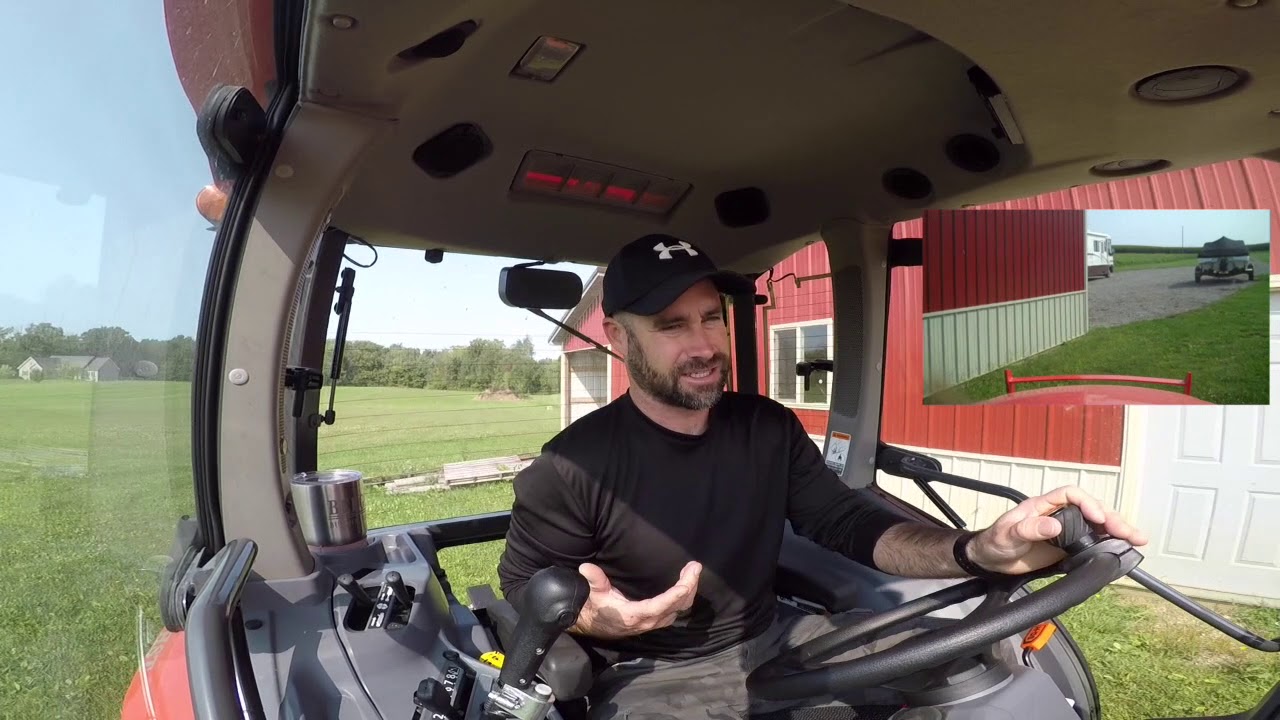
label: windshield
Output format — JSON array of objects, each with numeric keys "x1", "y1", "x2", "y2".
[
  {"x1": 314, "y1": 248, "x2": 596, "y2": 597},
  {"x1": 0, "y1": 2, "x2": 273, "y2": 715}
]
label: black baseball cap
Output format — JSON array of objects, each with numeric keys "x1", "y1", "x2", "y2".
[{"x1": 602, "y1": 234, "x2": 755, "y2": 316}]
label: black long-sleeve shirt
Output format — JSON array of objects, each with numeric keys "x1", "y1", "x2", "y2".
[{"x1": 496, "y1": 391, "x2": 907, "y2": 662}]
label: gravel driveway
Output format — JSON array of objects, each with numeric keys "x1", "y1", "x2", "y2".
[{"x1": 1087, "y1": 265, "x2": 1268, "y2": 329}]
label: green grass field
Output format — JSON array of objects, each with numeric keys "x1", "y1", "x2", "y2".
[
  {"x1": 2, "y1": 380, "x2": 1276, "y2": 719},
  {"x1": 926, "y1": 280, "x2": 1271, "y2": 405},
  {"x1": 316, "y1": 386, "x2": 561, "y2": 484},
  {"x1": 0, "y1": 380, "x2": 194, "y2": 720},
  {"x1": 1114, "y1": 251, "x2": 1271, "y2": 273}
]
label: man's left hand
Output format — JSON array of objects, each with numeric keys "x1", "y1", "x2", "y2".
[{"x1": 968, "y1": 485, "x2": 1150, "y2": 575}]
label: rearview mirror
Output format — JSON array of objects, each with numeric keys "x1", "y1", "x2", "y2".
[{"x1": 498, "y1": 266, "x2": 584, "y2": 310}]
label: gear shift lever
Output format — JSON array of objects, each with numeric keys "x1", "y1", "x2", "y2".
[{"x1": 485, "y1": 566, "x2": 589, "y2": 720}]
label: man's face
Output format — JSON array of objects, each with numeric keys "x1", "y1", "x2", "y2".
[{"x1": 610, "y1": 280, "x2": 732, "y2": 411}]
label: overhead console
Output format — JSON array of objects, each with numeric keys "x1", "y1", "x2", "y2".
[{"x1": 325, "y1": 0, "x2": 1038, "y2": 270}]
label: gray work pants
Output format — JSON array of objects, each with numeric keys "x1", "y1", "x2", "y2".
[{"x1": 585, "y1": 609, "x2": 953, "y2": 720}]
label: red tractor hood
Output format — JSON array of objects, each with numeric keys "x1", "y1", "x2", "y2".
[{"x1": 983, "y1": 385, "x2": 1214, "y2": 406}]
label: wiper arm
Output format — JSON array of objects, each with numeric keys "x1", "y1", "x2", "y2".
[{"x1": 527, "y1": 308, "x2": 623, "y2": 362}]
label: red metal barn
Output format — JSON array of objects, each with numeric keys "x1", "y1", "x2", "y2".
[
  {"x1": 554, "y1": 158, "x2": 1280, "y2": 604},
  {"x1": 920, "y1": 209, "x2": 1087, "y2": 396}
]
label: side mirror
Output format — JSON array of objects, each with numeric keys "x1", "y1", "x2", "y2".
[{"x1": 498, "y1": 266, "x2": 583, "y2": 310}]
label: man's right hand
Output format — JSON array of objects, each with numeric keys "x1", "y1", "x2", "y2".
[{"x1": 568, "y1": 561, "x2": 702, "y2": 639}]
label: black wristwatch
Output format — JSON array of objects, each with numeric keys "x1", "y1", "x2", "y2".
[{"x1": 953, "y1": 531, "x2": 1014, "y2": 581}]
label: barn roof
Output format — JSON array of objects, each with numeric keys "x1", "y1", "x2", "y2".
[
  {"x1": 85, "y1": 357, "x2": 115, "y2": 371},
  {"x1": 548, "y1": 268, "x2": 605, "y2": 346},
  {"x1": 50, "y1": 355, "x2": 97, "y2": 369}
]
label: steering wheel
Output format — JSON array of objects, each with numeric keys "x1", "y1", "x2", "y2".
[{"x1": 746, "y1": 505, "x2": 1144, "y2": 700}]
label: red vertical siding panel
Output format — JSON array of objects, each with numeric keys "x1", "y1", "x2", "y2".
[
  {"x1": 564, "y1": 297, "x2": 606, "y2": 352},
  {"x1": 1084, "y1": 410, "x2": 1125, "y2": 466},
  {"x1": 992, "y1": 213, "x2": 1005, "y2": 302},
  {"x1": 925, "y1": 405, "x2": 955, "y2": 447},
  {"x1": 984, "y1": 211, "x2": 998, "y2": 307},
  {"x1": 952, "y1": 406, "x2": 985, "y2": 450},
  {"x1": 1010, "y1": 211, "x2": 1021, "y2": 304},
  {"x1": 1045, "y1": 407, "x2": 1086, "y2": 462},
  {"x1": 1053, "y1": 211, "x2": 1063, "y2": 296},
  {"x1": 1064, "y1": 211, "x2": 1073, "y2": 293},
  {"x1": 1010, "y1": 406, "x2": 1048, "y2": 459},
  {"x1": 962, "y1": 211, "x2": 975, "y2": 308},
  {"x1": 981, "y1": 408, "x2": 1016, "y2": 457},
  {"x1": 793, "y1": 409, "x2": 829, "y2": 438},
  {"x1": 1017, "y1": 210, "x2": 1029, "y2": 303},
  {"x1": 927, "y1": 211, "x2": 943, "y2": 314}
]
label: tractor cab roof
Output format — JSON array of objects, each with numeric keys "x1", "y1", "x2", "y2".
[{"x1": 212, "y1": 0, "x2": 1280, "y2": 271}]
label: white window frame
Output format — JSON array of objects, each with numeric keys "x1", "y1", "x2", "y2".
[{"x1": 768, "y1": 319, "x2": 835, "y2": 410}]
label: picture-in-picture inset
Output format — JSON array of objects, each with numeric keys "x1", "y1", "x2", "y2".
[{"x1": 921, "y1": 208, "x2": 1271, "y2": 406}]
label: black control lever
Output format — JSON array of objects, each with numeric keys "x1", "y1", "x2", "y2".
[
  {"x1": 337, "y1": 573, "x2": 375, "y2": 609},
  {"x1": 498, "y1": 566, "x2": 590, "y2": 691},
  {"x1": 386, "y1": 571, "x2": 413, "y2": 607},
  {"x1": 796, "y1": 359, "x2": 834, "y2": 392}
]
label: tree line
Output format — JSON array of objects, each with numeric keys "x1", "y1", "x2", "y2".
[
  {"x1": 322, "y1": 336, "x2": 561, "y2": 395},
  {"x1": 1, "y1": 323, "x2": 561, "y2": 395},
  {"x1": 0, "y1": 323, "x2": 195, "y2": 381},
  {"x1": 1113, "y1": 243, "x2": 1269, "y2": 254}
]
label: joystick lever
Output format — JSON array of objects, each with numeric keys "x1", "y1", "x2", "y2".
[
  {"x1": 1046, "y1": 504, "x2": 1101, "y2": 554},
  {"x1": 337, "y1": 573, "x2": 375, "y2": 610},
  {"x1": 485, "y1": 567, "x2": 589, "y2": 720}
]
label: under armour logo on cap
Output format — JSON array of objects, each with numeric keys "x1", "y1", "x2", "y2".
[
  {"x1": 653, "y1": 240, "x2": 699, "y2": 260},
  {"x1": 602, "y1": 233, "x2": 754, "y2": 316}
]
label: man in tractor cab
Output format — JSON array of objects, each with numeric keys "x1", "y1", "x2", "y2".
[{"x1": 497, "y1": 234, "x2": 1149, "y2": 719}]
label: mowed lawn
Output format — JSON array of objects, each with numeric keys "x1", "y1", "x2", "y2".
[
  {"x1": 0, "y1": 380, "x2": 195, "y2": 720},
  {"x1": 1115, "y1": 251, "x2": 1271, "y2": 273},
  {"x1": 3, "y1": 380, "x2": 1276, "y2": 719},
  {"x1": 316, "y1": 386, "x2": 561, "y2": 485},
  {"x1": 927, "y1": 280, "x2": 1271, "y2": 404},
  {"x1": 0, "y1": 380, "x2": 556, "y2": 719}
]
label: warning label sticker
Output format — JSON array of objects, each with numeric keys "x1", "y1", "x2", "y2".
[{"x1": 825, "y1": 431, "x2": 851, "y2": 476}]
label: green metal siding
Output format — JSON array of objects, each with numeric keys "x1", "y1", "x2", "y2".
[{"x1": 923, "y1": 290, "x2": 1088, "y2": 396}]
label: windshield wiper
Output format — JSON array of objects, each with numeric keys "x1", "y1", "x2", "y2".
[{"x1": 526, "y1": 307, "x2": 623, "y2": 362}]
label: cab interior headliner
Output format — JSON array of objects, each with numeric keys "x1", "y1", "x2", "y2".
[{"x1": 300, "y1": 0, "x2": 1280, "y2": 273}]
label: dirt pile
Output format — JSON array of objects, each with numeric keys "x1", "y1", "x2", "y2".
[{"x1": 475, "y1": 389, "x2": 524, "y2": 402}]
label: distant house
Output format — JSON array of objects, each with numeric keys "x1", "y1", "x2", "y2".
[{"x1": 17, "y1": 355, "x2": 121, "y2": 382}]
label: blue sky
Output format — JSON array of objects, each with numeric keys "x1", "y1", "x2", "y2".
[
  {"x1": 336, "y1": 250, "x2": 596, "y2": 360},
  {"x1": 1085, "y1": 209, "x2": 1270, "y2": 248},
  {"x1": 0, "y1": 3, "x2": 216, "y2": 345},
  {"x1": 0, "y1": 2, "x2": 594, "y2": 360}
]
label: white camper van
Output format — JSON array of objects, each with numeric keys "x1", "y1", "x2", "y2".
[{"x1": 1086, "y1": 231, "x2": 1114, "y2": 279}]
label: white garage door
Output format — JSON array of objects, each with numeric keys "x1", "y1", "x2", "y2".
[
  {"x1": 567, "y1": 350, "x2": 609, "y2": 424},
  {"x1": 1134, "y1": 404, "x2": 1280, "y2": 602}
]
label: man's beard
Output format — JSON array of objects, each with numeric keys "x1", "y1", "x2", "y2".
[{"x1": 624, "y1": 328, "x2": 729, "y2": 411}]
